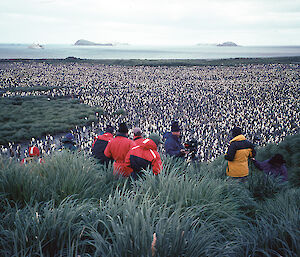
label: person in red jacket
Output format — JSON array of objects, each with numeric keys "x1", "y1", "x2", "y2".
[
  {"x1": 104, "y1": 122, "x2": 135, "y2": 177},
  {"x1": 21, "y1": 146, "x2": 44, "y2": 165},
  {"x1": 125, "y1": 133, "x2": 162, "y2": 180},
  {"x1": 92, "y1": 125, "x2": 114, "y2": 165},
  {"x1": 133, "y1": 127, "x2": 144, "y2": 146}
]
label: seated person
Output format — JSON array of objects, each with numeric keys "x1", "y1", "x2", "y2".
[
  {"x1": 125, "y1": 133, "x2": 162, "y2": 180},
  {"x1": 252, "y1": 154, "x2": 288, "y2": 182}
]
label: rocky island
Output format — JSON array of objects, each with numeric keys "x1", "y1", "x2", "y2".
[
  {"x1": 217, "y1": 41, "x2": 239, "y2": 47},
  {"x1": 74, "y1": 39, "x2": 113, "y2": 46}
]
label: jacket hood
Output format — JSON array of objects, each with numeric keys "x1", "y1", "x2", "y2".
[
  {"x1": 230, "y1": 134, "x2": 246, "y2": 143},
  {"x1": 140, "y1": 138, "x2": 157, "y2": 151},
  {"x1": 99, "y1": 133, "x2": 113, "y2": 140},
  {"x1": 116, "y1": 132, "x2": 128, "y2": 138},
  {"x1": 133, "y1": 136, "x2": 143, "y2": 141}
]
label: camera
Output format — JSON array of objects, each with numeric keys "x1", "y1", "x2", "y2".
[
  {"x1": 184, "y1": 139, "x2": 198, "y2": 152},
  {"x1": 184, "y1": 139, "x2": 199, "y2": 162}
]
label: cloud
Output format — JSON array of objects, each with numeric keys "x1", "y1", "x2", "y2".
[{"x1": 0, "y1": 0, "x2": 299, "y2": 44}]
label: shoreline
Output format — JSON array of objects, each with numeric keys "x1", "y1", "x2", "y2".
[{"x1": 1, "y1": 56, "x2": 300, "y2": 66}]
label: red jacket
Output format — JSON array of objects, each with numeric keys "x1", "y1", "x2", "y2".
[
  {"x1": 125, "y1": 138, "x2": 162, "y2": 175},
  {"x1": 133, "y1": 136, "x2": 144, "y2": 146},
  {"x1": 92, "y1": 133, "x2": 114, "y2": 163},
  {"x1": 92, "y1": 133, "x2": 113, "y2": 147},
  {"x1": 104, "y1": 134, "x2": 136, "y2": 176}
]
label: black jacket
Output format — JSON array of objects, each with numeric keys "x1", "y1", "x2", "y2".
[{"x1": 92, "y1": 133, "x2": 114, "y2": 164}]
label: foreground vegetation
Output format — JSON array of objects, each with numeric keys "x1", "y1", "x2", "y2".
[
  {"x1": 0, "y1": 96, "x2": 101, "y2": 144},
  {"x1": 0, "y1": 134, "x2": 299, "y2": 256}
]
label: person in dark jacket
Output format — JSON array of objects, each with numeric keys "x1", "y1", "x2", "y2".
[
  {"x1": 133, "y1": 127, "x2": 144, "y2": 146},
  {"x1": 59, "y1": 133, "x2": 77, "y2": 151},
  {"x1": 164, "y1": 121, "x2": 188, "y2": 158},
  {"x1": 125, "y1": 133, "x2": 163, "y2": 180},
  {"x1": 225, "y1": 127, "x2": 256, "y2": 180},
  {"x1": 104, "y1": 122, "x2": 135, "y2": 177},
  {"x1": 92, "y1": 125, "x2": 114, "y2": 165},
  {"x1": 251, "y1": 154, "x2": 288, "y2": 182}
]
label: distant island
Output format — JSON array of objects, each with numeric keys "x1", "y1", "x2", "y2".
[
  {"x1": 74, "y1": 39, "x2": 113, "y2": 46},
  {"x1": 217, "y1": 42, "x2": 238, "y2": 47},
  {"x1": 28, "y1": 43, "x2": 44, "y2": 49}
]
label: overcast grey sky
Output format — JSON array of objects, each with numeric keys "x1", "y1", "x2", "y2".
[{"x1": 1, "y1": 0, "x2": 300, "y2": 45}]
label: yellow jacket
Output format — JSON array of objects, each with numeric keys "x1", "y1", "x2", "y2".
[{"x1": 225, "y1": 135, "x2": 255, "y2": 177}]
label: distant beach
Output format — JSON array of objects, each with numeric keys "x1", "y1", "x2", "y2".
[{"x1": 1, "y1": 56, "x2": 300, "y2": 67}]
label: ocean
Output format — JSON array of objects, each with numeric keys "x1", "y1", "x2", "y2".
[{"x1": 0, "y1": 44, "x2": 300, "y2": 60}]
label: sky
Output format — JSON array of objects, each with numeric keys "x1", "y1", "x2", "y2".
[{"x1": 1, "y1": 0, "x2": 300, "y2": 46}]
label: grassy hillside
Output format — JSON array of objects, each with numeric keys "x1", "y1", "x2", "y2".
[
  {"x1": 0, "y1": 134, "x2": 299, "y2": 256},
  {"x1": 0, "y1": 96, "x2": 100, "y2": 144}
]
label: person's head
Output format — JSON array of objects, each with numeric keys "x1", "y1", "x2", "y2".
[
  {"x1": 231, "y1": 127, "x2": 242, "y2": 138},
  {"x1": 171, "y1": 121, "x2": 181, "y2": 136},
  {"x1": 118, "y1": 122, "x2": 128, "y2": 135},
  {"x1": 133, "y1": 127, "x2": 142, "y2": 137},
  {"x1": 149, "y1": 133, "x2": 162, "y2": 146},
  {"x1": 28, "y1": 146, "x2": 40, "y2": 157},
  {"x1": 268, "y1": 154, "x2": 286, "y2": 167},
  {"x1": 65, "y1": 133, "x2": 74, "y2": 141},
  {"x1": 105, "y1": 125, "x2": 114, "y2": 134}
]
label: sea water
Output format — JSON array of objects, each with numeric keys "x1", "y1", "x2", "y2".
[{"x1": 0, "y1": 44, "x2": 300, "y2": 59}]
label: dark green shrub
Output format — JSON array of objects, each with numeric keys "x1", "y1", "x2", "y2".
[
  {"x1": 0, "y1": 97, "x2": 101, "y2": 145},
  {"x1": 114, "y1": 108, "x2": 127, "y2": 116}
]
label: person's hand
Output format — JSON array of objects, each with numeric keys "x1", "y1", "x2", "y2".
[
  {"x1": 250, "y1": 157, "x2": 255, "y2": 161},
  {"x1": 180, "y1": 149, "x2": 189, "y2": 155}
]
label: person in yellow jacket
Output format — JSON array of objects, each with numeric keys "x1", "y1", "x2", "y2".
[{"x1": 225, "y1": 127, "x2": 256, "y2": 180}]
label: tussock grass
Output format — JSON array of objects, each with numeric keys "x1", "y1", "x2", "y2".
[
  {"x1": 0, "y1": 96, "x2": 99, "y2": 144},
  {"x1": 0, "y1": 134, "x2": 299, "y2": 256}
]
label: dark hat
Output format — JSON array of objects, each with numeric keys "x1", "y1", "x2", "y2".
[
  {"x1": 149, "y1": 133, "x2": 162, "y2": 146},
  {"x1": 231, "y1": 127, "x2": 242, "y2": 138},
  {"x1": 65, "y1": 133, "x2": 74, "y2": 141},
  {"x1": 105, "y1": 125, "x2": 114, "y2": 134},
  {"x1": 171, "y1": 121, "x2": 181, "y2": 132},
  {"x1": 269, "y1": 154, "x2": 286, "y2": 165},
  {"x1": 118, "y1": 122, "x2": 128, "y2": 134}
]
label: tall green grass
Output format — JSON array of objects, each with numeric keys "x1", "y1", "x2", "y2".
[
  {"x1": 255, "y1": 133, "x2": 300, "y2": 187},
  {"x1": 0, "y1": 133, "x2": 299, "y2": 256}
]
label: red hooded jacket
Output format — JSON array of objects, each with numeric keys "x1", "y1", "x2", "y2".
[
  {"x1": 125, "y1": 138, "x2": 162, "y2": 175},
  {"x1": 92, "y1": 133, "x2": 113, "y2": 147},
  {"x1": 104, "y1": 134, "x2": 135, "y2": 176},
  {"x1": 92, "y1": 133, "x2": 114, "y2": 164},
  {"x1": 133, "y1": 136, "x2": 144, "y2": 146}
]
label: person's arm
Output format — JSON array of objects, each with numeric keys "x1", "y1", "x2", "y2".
[
  {"x1": 104, "y1": 142, "x2": 112, "y2": 159},
  {"x1": 165, "y1": 140, "x2": 183, "y2": 157},
  {"x1": 124, "y1": 151, "x2": 132, "y2": 168},
  {"x1": 251, "y1": 159, "x2": 263, "y2": 171},
  {"x1": 152, "y1": 152, "x2": 162, "y2": 175},
  {"x1": 224, "y1": 143, "x2": 236, "y2": 161},
  {"x1": 250, "y1": 144, "x2": 256, "y2": 158},
  {"x1": 281, "y1": 165, "x2": 288, "y2": 181}
]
